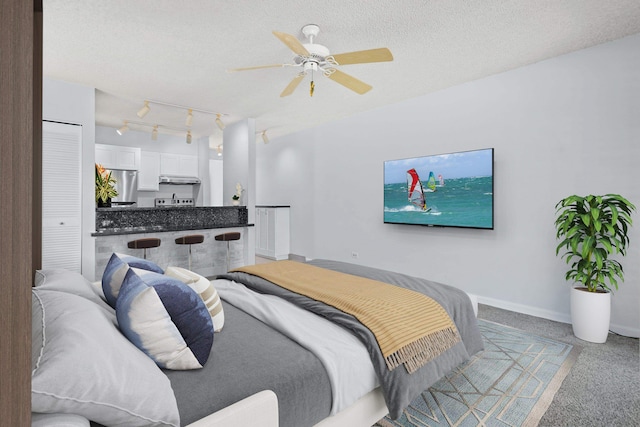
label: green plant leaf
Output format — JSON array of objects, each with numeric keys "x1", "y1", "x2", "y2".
[
  {"x1": 594, "y1": 249, "x2": 603, "y2": 270},
  {"x1": 580, "y1": 213, "x2": 591, "y2": 227}
]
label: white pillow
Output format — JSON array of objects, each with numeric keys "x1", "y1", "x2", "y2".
[
  {"x1": 35, "y1": 268, "x2": 113, "y2": 314},
  {"x1": 31, "y1": 288, "x2": 180, "y2": 427},
  {"x1": 165, "y1": 266, "x2": 225, "y2": 332}
]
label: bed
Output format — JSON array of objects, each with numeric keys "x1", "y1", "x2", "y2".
[{"x1": 31, "y1": 257, "x2": 483, "y2": 427}]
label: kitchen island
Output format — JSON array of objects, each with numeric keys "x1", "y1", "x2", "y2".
[{"x1": 93, "y1": 206, "x2": 251, "y2": 278}]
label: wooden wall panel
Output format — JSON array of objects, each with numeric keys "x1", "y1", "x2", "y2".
[{"x1": 0, "y1": 1, "x2": 42, "y2": 425}]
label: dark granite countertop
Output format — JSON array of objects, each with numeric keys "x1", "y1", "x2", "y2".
[
  {"x1": 95, "y1": 205, "x2": 246, "y2": 212},
  {"x1": 92, "y1": 223, "x2": 253, "y2": 237},
  {"x1": 93, "y1": 205, "x2": 250, "y2": 237}
]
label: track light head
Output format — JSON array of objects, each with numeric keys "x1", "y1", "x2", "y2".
[
  {"x1": 216, "y1": 144, "x2": 223, "y2": 156},
  {"x1": 116, "y1": 121, "x2": 129, "y2": 135},
  {"x1": 151, "y1": 125, "x2": 158, "y2": 141},
  {"x1": 137, "y1": 101, "x2": 150, "y2": 118},
  {"x1": 215, "y1": 114, "x2": 225, "y2": 130},
  {"x1": 186, "y1": 130, "x2": 192, "y2": 144},
  {"x1": 262, "y1": 130, "x2": 269, "y2": 144},
  {"x1": 186, "y1": 109, "x2": 193, "y2": 127}
]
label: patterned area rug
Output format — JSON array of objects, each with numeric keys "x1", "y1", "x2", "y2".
[{"x1": 375, "y1": 320, "x2": 580, "y2": 427}]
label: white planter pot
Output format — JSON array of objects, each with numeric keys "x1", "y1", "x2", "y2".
[{"x1": 570, "y1": 286, "x2": 611, "y2": 343}]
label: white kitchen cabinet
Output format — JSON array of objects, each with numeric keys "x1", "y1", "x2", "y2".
[
  {"x1": 139, "y1": 151, "x2": 161, "y2": 191},
  {"x1": 95, "y1": 144, "x2": 140, "y2": 170},
  {"x1": 160, "y1": 153, "x2": 198, "y2": 176},
  {"x1": 42, "y1": 121, "x2": 82, "y2": 272},
  {"x1": 255, "y1": 206, "x2": 290, "y2": 260}
]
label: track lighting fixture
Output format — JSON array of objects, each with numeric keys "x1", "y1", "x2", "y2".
[
  {"x1": 216, "y1": 144, "x2": 223, "y2": 156},
  {"x1": 137, "y1": 101, "x2": 150, "y2": 118},
  {"x1": 143, "y1": 99, "x2": 226, "y2": 130},
  {"x1": 261, "y1": 130, "x2": 269, "y2": 144},
  {"x1": 127, "y1": 99, "x2": 228, "y2": 135},
  {"x1": 215, "y1": 114, "x2": 225, "y2": 130},
  {"x1": 117, "y1": 120, "x2": 194, "y2": 141},
  {"x1": 116, "y1": 121, "x2": 129, "y2": 135}
]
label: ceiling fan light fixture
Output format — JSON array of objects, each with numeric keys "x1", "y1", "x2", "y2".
[
  {"x1": 215, "y1": 114, "x2": 225, "y2": 130},
  {"x1": 231, "y1": 25, "x2": 393, "y2": 97},
  {"x1": 186, "y1": 109, "x2": 193, "y2": 127},
  {"x1": 116, "y1": 121, "x2": 129, "y2": 135},
  {"x1": 137, "y1": 101, "x2": 150, "y2": 118}
]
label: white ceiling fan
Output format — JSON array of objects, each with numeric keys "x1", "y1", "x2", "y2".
[{"x1": 229, "y1": 24, "x2": 393, "y2": 97}]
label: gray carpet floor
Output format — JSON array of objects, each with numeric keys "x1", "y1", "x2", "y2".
[{"x1": 478, "y1": 304, "x2": 639, "y2": 426}]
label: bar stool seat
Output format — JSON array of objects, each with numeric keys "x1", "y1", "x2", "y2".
[
  {"x1": 175, "y1": 234, "x2": 205, "y2": 270},
  {"x1": 215, "y1": 232, "x2": 241, "y2": 272},
  {"x1": 127, "y1": 237, "x2": 161, "y2": 259}
]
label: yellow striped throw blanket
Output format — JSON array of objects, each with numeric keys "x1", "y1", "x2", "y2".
[{"x1": 232, "y1": 261, "x2": 461, "y2": 373}]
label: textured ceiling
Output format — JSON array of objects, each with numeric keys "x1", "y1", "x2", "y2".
[{"x1": 43, "y1": 0, "x2": 640, "y2": 147}]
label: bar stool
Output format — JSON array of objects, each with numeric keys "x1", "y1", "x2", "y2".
[
  {"x1": 127, "y1": 237, "x2": 161, "y2": 260},
  {"x1": 215, "y1": 232, "x2": 241, "y2": 272},
  {"x1": 175, "y1": 234, "x2": 204, "y2": 270}
]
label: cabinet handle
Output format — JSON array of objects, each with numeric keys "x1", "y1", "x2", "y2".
[{"x1": 59, "y1": 222, "x2": 65, "y2": 225}]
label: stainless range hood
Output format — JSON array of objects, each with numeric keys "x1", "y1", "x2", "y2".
[{"x1": 159, "y1": 175, "x2": 201, "y2": 185}]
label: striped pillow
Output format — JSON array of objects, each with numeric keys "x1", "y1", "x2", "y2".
[
  {"x1": 164, "y1": 266, "x2": 225, "y2": 332},
  {"x1": 116, "y1": 268, "x2": 214, "y2": 370},
  {"x1": 102, "y1": 253, "x2": 164, "y2": 308}
]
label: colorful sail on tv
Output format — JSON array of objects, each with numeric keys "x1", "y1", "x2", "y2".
[
  {"x1": 406, "y1": 168, "x2": 427, "y2": 211},
  {"x1": 426, "y1": 171, "x2": 437, "y2": 192}
]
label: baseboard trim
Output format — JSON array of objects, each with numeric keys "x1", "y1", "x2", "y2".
[{"x1": 476, "y1": 295, "x2": 639, "y2": 338}]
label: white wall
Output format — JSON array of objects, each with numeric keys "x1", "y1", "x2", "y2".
[
  {"x1": 95, "y1": 125, "x2": 201, "y2": 154},
  {"x1": 256, "y1": 34, "x2": 640, "y2": 336},
  {"x1": 209, "y1": 159, "x2": 223, "y2": 206},
  {"x1": 223, "y1": 118, "x2": 256, "y2": 265},
  {"x1": 42, "y1": 77, "x2": 96, "y2": 279}
]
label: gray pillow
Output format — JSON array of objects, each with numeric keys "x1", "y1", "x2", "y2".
[{"x1": 31, "y1": 288, "x2": 180, "y2": 427}]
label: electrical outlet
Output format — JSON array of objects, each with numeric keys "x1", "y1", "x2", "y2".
[{"x1": 351, "y1": 252, "x2": 359, "y2": 259}]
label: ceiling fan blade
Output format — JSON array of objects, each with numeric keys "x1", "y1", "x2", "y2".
[
  {"x1": 228, "y1": 64, "x2": 288, "y2": 72},
  {"x1": 326, "y1": 69, "x2": 372, "y2": 94},
  {"x1": 280, "y1": 74, "x2": 306, "y2": 97},
  {"x1": 330, "y1": 48, "x2": 393, "y2": 65},
  {"x1": 273, "y1": 31, "x2": 310, "y2": 56}
]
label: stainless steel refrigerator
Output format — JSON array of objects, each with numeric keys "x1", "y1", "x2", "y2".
[{"x1": 107, "y1": 169, "x2": 138, "y2": 206}]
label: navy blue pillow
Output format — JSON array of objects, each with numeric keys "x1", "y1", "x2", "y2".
[
  {"x1": 102, "y1": 253, "x2": 164, "y2": 307},
  {"x1": 116, "y1": 268, "x2": 214, "y2": 370}
]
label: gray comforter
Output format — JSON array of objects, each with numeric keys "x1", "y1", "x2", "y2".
[
  {"x1": 164, "y1": 302, "x2": 332, "y2": 427},
  {"x1": 220, "y1": 259, "x2": 484, "y2": 420}
]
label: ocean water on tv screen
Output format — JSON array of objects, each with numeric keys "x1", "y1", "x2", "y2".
[{"x1": 384, "y1": 176, "x2": 493, "y2": 228}]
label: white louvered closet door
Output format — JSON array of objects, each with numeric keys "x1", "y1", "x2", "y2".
[{"x1": 42, "y1": 121, "x2": 82, "y2": 272}]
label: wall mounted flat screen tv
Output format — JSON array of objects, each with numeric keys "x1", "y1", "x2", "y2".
[{"x1": 384, "y1": 148, "x2": 494, "y2": 229}]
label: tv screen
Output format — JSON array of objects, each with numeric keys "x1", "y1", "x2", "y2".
[{"x1": 384, "y1": 148, "x2": 494, "y2": 229}]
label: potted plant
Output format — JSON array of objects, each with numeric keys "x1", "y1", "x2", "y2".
[
  {"x1": 554, "y1": 194, "x2": 635, "y2": 343},
  {"x1": 95, "y1": 163, "x2": 118, "y2": 207}
]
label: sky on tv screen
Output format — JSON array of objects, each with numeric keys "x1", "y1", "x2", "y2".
[{"x1": 384, "y1": 148, "x2": 493, "y2": 184}]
